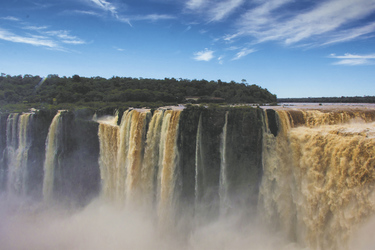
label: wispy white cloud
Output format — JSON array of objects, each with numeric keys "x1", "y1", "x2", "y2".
[
  {"x1": 83, "y1": 0, "x2": 173, "y2": 25},
  {"x1": 330, "y1": 53, "x2": 375, "y2": 65},
  {"x1": 90, "y1": 0, "x2": 118, "y2": 16},
  {"x1": 186, "y1": 0, "x2": 207, "y2": 10},
  {"x1": 132, "y1": 14, "x2": 176, "y2": 22},
  {"x1": 209, "y1": 0, "x2": 245, "y2": 22},
  {"x1": 0, "y1": 17, "x2": 86, "y2": 50},
  {"x1": 72, "y1": 10, "x2": 102, "y2": 17},
  {"x1": 113, "y1": 46, "x2": 124, "y2": 51},
  {"x1": 22, "y1": 25, "x2": 49, "y2": 31},
  {"x1": 43, "y1": 30, "x2": 86, "y2": 45},
  {"x1": 323, "y1": 22, "x2": 375, "y2": 45},
  {"x1": 193, "y1": 48, "x2": 214, "y2": 61},
  {"x1": 0, "y1": 16, "x2": 20, "y2": 21},
  {"x1": 223, "y1": 33, "x2": 240, "y2": 42},
  {"x1": 232, "y1": 47, "x2": 256, "y2": 60},
  {"x1": 218, "y1": 55, "x2": 224, "y2": 64},
  {"x1": 0, "y1": 28, "x2": 57, "y2": 48},
  {"x1": 229, "y1": 0, "x2": 375, "y2": 46},
  {"x1": 61, "y1": 39, "x2": 86, "y2": 45},
  {"x1": 117, "y1": 16, "x2": 132, "y2": 26},
  {"x1": 185, "y1": 0, "x2": 244, "y2": 22},
  {"x1": 227, "y1": 45, "x2": 240, "y2": 51},
  {"x1": 45, "y1": 30, "x2": 73, "y2": 39}
]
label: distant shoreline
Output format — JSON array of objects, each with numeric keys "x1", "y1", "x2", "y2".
[{"x1": 278, "y1": 96, "x2": 375, "y2": 103}]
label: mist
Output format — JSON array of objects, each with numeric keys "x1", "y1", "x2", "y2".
[{"x1": 0, "y1": 194, "x2": 306, "y2": 250}]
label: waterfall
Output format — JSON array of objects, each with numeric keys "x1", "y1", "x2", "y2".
[
  {"x1": 258, "y1": 110, "x2": 297, "y2": 241},
  {"x1": 6, "y1": 113, "x2": 20, "y2": 151},
  {"x1": 5, "y1": 114, "x2": 19, "y2": 192},
  {"x1": 98, "y1": 114, "x2": 119, "y2": 201},
  {"x1": 7, "y1": 113, "x2": 33, "y2": 195},
  {"x1": 124, "y1": 110, "x2": 150, "y2": 204},
  {"x1": 97, "y1": 109, "x2": 182, "y2": 212},
  {"x1": 16, "y1": 113, "x2": 33, "y2": 195},
  {"x1": 115, "y1": 110, "x2": 132, "y2": 203},
  {"x1": 259, "y1": 109, "x2": 375, "y2": 249},
  {"x1": 194, "y1": 113, "x2": 203, "y2": 207},
  {"x1": 42, "y1": 111, "x2": 64, "y2": 202},
  {"x1": 219, "y1": 111, "x2": 229, "y2": 215},
  {"x1": 1, "y1": 106, "x2": 375, "y2": 250},
  {"x1": 5, "y1": 113, "x2": 20, "y2": 194},
  {"x1": 288, "y1": 117, "x2": 375, "y2": 249},
  {"x1": 98, "y1": 110, "x2": 151, "y2": 205},
  {"x1": 157, "y1": 110, "x2": 181, "y2": 223},
  {"x1": 5, "y1": 114, "x2": 20, "y2": 178},
  {"x1": 141, "y1": 110, "x2": 165, "y2": 206},
  {"x1": 97, "y1": 109, "x2": 182, "y2": 216},
  {"x1": 0, "y1": 115, "x2": 5, "y2": 190}
]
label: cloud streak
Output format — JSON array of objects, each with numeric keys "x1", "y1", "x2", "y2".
[
  {"x1": 185, "y1": 0, "x2": 244, "y2": 22},
  {"x1": 0, "y1": 18, "x2": 86, "y2": 50},
  {"x1": 90, "y1": 0, "x2": 118, "y2": 16},
  {"x1": 132, "y1": 14, "x2": 176, "y2": 22},
  {"x1": 228, "y1": 0, "x2": 375, "y2": 46},
  {"x1": 186, "y1": 0, "x2": 206, "y2": 10},
  {"x1": 0, "y1": 16, "x2": 20, "y2": 21},
  {"x1": 323, "y1": 22, "x2": 375, "y2": 45},
  {"x1": 22, "y1": 25, "x2": 49, "y2": 31},
  {"x1": 71, "y1": 10, "x2": 102, "y2": 17},
  {"x1": 81, "y1": 0, "x2": 174, "y2": 26},
  {"x1": 0, "y1": 28, "x2": 57, "y2": 48},
  {"x1": 330, "y1": 53, "x2": 375, "y2": 65},
  {"x1": 194, "y1": 48, "x2": 214, "y2": 61},
  {"x1": 209, "y1": 0, "x2": 245, "y2": 22},
  {"x1": 232, "y1": 48, "x2": 256, "y2": 60}
]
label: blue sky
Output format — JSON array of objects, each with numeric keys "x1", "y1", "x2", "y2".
[{"x1": 1, "y1": 0, "x2": 375, "y2": 98}]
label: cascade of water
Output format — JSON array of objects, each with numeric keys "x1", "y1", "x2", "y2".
[
  {"x1": 98, "y1": 110, "x2": 153, "y2": 205},
  {"x1": 115, "y1": 110, "x2": 132, "y2": 202},
  {"x1": 288, "y1": 121, "x2": 375, "y2": 249},
  {"x1": 157, "y1": 112, "x2": 170, "y2": 203},
  {"x1": 258, "y1": 110, "x2": 298, "y2": 241},
  {"x1": 259, "y1": 108, "x2": 375, "y2": 249},
  {"x1": 6, "y1": 113, "x2": 20, "y2": 150},
  {"x1": 157, "y1": 110, "x2": 181, "y2": 223},
  {"x1": 141, "y1": 110, "x2": 165, "y2": 206},
  {"x1": 42, "y1": 111, "x2": 63, "y2": 202},
  {"x1": 7, "y1": 113, "x2": 33, "y2": 195},
  {"x1": 97, "y1": 109, "x2": 182, "y2": 219},
  {"x1": 5, "y1": 113, "x2": 20, "y2": 194},
  {"x1": 194, "y1": 113, "x2": 203, "y2": 207},
  {"x1": 0, "y1": 115, "x2": 5, "y2": 189},
  {"x1": 219, "y1": 111, "x2": 229, "y2": 215},
  {"x1": 125, "y1": 110, "x2": 150, "y2": 204},
  {"x1": 98, "y1": 115, "x2": 119, "y2": 201},
  {"x1": 286, "y1": 109, "x2": 375, "y2": 128}
]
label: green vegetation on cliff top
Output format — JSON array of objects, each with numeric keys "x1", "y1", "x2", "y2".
[{"x1": 0, "y1": 74, "x2": 276, "y2": 112}]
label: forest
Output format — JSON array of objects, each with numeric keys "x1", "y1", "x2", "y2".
[{"x1": 0, "y1": 74, "x2": 277, "y2": 112}]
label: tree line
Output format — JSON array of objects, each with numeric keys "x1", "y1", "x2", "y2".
[{"x1": 0, "y1": 74, "x2": 277, "y2": 109}]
